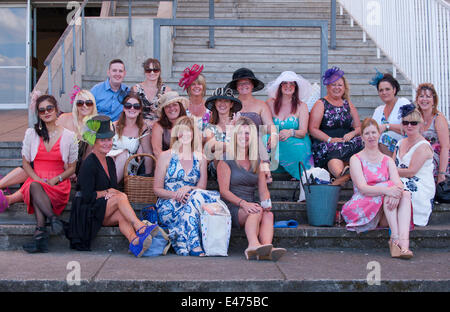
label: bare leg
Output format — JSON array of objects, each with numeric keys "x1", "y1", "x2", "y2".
[
  {"x1": 0, "y1": 167, "x2": 28, "y2": 189},
  {"x1": 327, "y1": 159, "x2": 345, "y2": 178},
  {"x1": 239, "y1": 209, "x2": 263, "y2": 248},
  {"x1": 6, "y1": 191, "x2": 24, "y2": 205},
  {"x1": 258, "y1": 211, "x2": 274, "y2": 245},
  {"x1": 397, "y1": 191, "x2": 412, "y2": 251}
]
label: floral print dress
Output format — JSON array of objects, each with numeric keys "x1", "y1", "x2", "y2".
[
  {"x1": 395, "y1": 139, "x2": 435, "y2": 226},
  {"x1": 156, "y1": 152, "x2": 220, "y2": 255},
  {"x1": 311, "y1": 98, "x2": 363, "y2": 168},
  {"x1": 422, "y1": 113, "x2": 450, "y2": 179},
  {"x1": 341, "y1": 154, "x2": 395, "y2": 233}
]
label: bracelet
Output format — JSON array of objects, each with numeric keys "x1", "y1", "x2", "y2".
[
  {"x1": 327, "y1": 137, "x2": 332, "y2": 143},
  {"x1": 238, "y1": 199, "x2": 244, "y2": 207},
  {"x1": 291, "y1": 129, "x2": 295, "y2": 137},
  {"x1": 439, "y1": 172, "x2": 447, "y2": 175}
]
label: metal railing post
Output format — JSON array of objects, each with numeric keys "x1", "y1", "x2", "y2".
[
  {"x1": 331, "y1": 0, "x2": 337, "y2": 49},
  {"x1": 126, "y1": 0, "x2": 134, "y2": 46},
  {"x1": 81, "y1": 6, "x2": 85, "y2": 54},
  {"x1": 71, "y1": 22, "x2": 76, "y2": 73},
  {"x1": 48, "y1": 64, "x2": 52, "y2": 95},
  {"x1": 321, "y1": 22, "x2": 329, "y2": 97},
  {"x1": 209, "y1": 0, "x2": 215, "y2": 48},
  {"x1": 172, "y1": 0, "x2": 177, "y2": 39},
  {"x1": 60, "y1": 41, "x2": 65, "y2": 96}
]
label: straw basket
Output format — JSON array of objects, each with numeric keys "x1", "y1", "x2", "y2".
[{"x1": 124, "y1": 153, "x2": 157, "y2": 204}]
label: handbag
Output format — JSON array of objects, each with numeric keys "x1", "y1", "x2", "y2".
[
  {"x1": 200, "y1": 199, "x2": 232, "y2": 256},
  {"x1": 435, "y1": 177, "x2": 450, "y2": 203},
  {"x1": 141, "y1": 220, "x2": 171, "y2": 257}
]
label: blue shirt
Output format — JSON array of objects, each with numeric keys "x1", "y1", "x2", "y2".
[{"x1": 90, "y1": 78, "x2": 129, "y2": 122}]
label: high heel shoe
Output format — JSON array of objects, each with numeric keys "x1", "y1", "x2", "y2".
[
  {"x1": 23, "y1": 227, "x2": 49, "y2": 253},
  {"x1": 244, "y1": 247, "x2": 258, "y2": 260},
  {"x1": 50, "y1": 216, "x2": 64, "y2": 236},
  {"x1": 398, "y1": 239, "x2": 414, "y2": 260},
  {"x1": 258, "y1": 247, "x2": 287, "y2": 261},
  {"x1": 389, "y1": 238, "x2": 401, "y2": 258},
  {"x1": 129, "y1": 228, "x2": 153, "y2": 258}
]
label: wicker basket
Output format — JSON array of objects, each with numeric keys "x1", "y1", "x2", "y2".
[{"x1": 124, "y1": 153, "x2": 157, "y2": 204}]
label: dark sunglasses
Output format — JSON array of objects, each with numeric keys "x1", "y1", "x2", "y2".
[
  {"x1": 145, "y1": 68, "x2": 160, "y2": 73},
  {"x1": 76, "y1": 100, "x2": 94, "y2": 107},
  {"x1": 124, "y1": 102, "x2": 141, "y2": 110},
  {"x1": 402, "y1": 121, "x2": 419, "y2": 126},
  {"x1": 38, "y1": 105, "x2": 56, "y2": 115}
]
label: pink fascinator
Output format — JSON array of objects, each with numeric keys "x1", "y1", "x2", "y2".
[
  {"x1": 70, "y1": 85, "x2": 82, "y2": 105},
  {"x1": 178, "y1": 64, "x2": 204, "y2": 91}
]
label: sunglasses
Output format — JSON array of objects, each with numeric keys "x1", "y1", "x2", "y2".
[
  {"x1": 145, "y1": 68, "x2": 160, "y2": 73},
  {"x1": 38, "y1": 105, "x2": 56, "y2": 115},
  {"x1": 281, "y1": 81, "x2": 296, "y2": 87},
  {"x1": 76, "y1": 100, "x2": 94, "y2": 107},
  {"x1": 124, "y1": 102, "x2": 141, "y2": 110},
  {"x1": 402, "y1": 121, "x2": 419, "y2": 126}
]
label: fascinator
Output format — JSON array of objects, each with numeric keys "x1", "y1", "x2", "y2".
[
  {"x1": 399, "y1": 104, "x2": 416, "y2": 118},
  {"x1": 82, "y1": 115, "x2": 115, "y2": 146},
  {"x1": 322, "y1": 67, "x2": 345, "y2": 86},
  {"x1": 205, "y1": 87, "x2": 242, "y2": 112},
  {"x1": 70, "y1": 85, "x2": 82, "y2": 105},
  {"x1": 178, "y1": 64, "x2": 204, "y2": 91},
  {"x1": 368, "y1": 68, "x2": 384, "y2": 87}
]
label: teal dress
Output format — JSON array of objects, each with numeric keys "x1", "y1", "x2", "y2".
[{"x1": 272, "y1": 116, "x2": 314, "y2": 179}]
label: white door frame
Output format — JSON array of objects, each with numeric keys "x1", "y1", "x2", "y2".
[{"x1": 0, "y1": 1, "x2": 31, "y2": 110}]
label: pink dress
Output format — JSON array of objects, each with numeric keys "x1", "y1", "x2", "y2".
[
  {"x1": 341, "y1": 154, "x2": 395, "y2": 233},
  {"x1": 20, "y1": 137, "x2": 71, "y2": 216}
]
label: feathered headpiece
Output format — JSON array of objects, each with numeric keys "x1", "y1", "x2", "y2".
[
  {"x1": 399, "y1": 104, "x2": 416, "y2": 118},
  {"x1": 178, "y1": 64, "x2": 204, "y2": 91},
  {"x1": 368, "y1": 68, "x2": 384, "y2": 87},
  {"x1": 82, "y1": 119, "x2": 102, "y2": 146},
  {"x1": 70, "y1": 85, "x2": 82, "y2": 105},
  {"x1": 322, "y1": 67, "x2": 345, "y2": 85}
]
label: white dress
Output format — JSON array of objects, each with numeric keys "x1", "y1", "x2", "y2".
[
  {"x1": 372, "y1": 97, "x2": 410, "y2": 153},
  {"x1": 107, "y1": 132, "x2": 149, "y2": 158},
  {"x1": 395, "y1": 139, "x2": 435, "y2": 226}
]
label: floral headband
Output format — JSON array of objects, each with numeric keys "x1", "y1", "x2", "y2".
[
  {"x1": 70, "y1": 85, "x2": 82, "y2": 105},
  {"x1": 178, "y1": 64, "x2": 204, "y2": 91},
  {"x1": 368, "y1": 68, "x2": 384, "y2": 87}
]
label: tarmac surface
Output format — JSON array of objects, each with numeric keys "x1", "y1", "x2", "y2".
[{"x1": 0, "y1": 247, "x2": 449, "y2": 292}]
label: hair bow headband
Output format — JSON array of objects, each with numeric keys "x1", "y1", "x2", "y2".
[{"x1": 178, "y1": 64, "x2": 204, "y2": 91}]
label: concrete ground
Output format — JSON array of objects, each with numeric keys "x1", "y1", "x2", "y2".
[
  {"x1": 0, "y1": 110, "x2": 28, "y2": 142},
  {"x1": 0, "y1": 247, "x2": 449, "y2": 292}
]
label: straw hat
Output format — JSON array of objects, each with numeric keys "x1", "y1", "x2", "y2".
[{"x1": 157, "y1": 91, "x2": 189, "y2": 117}]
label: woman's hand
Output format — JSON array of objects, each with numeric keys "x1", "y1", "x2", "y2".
[
  {"x1": 175, "y1": 186, "x2": 192, "y2": 204},
  {"x1": 438, "y1": 173, "x2": 446, "y2": 184},
  {"x1": 385, "y1": 185, "x2": 403, "y2": 199},
  {"x1": 241, "y1": 201, "x2": 262, "y2": 214},
  {"x1": 329, "y1": 137, "x2": 345, "y2": 144},
  {"x1": 279, "y1": 129, "x2": 293, "y2": 142},
  {"x1": 343, "y1": 132, "x2": 354, "y2": 142},
  {"x1": 47, "y1": 177, "x2": 59, "y2": 186},
  {"x1": 384, "y1": 195, "x2": 400, "y2": 211}
]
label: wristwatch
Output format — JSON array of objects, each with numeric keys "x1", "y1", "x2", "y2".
[
  {"x1": 385, "y1": 124, "x2": 390, "y2": 132},
  {"x1": 58, "y1": 175, "x2": 63, "y2": 183}
]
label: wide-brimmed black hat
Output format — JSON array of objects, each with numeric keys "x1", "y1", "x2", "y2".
[
  {"x1": 225, "y1": 68, "x2": 265, "y2": 92},
  {"x1": 205, "y1": 87, "x2": 242, "y2": 113}
]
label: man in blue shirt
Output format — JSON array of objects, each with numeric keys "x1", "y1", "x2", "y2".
[{"x1": 90, "y1": 59, "x2": 129, "y2": 122}]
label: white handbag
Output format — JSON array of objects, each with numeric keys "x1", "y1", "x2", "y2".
[{"x1": 200, "y1": 199, "x2": 232, "y2": 256}]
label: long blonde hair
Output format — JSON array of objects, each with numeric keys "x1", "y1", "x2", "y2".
[
  {"x1": 170, "y1": 116, "x2": 202, "y2": 154},
  {"x1": 72, "y1": 90, "x2": 97, "y2": 136},
  {"x1": 227, "y1": 117, "x2": 259, "y2": 173}
]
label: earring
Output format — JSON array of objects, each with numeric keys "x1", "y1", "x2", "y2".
[{"x1": 38, "y1": 119, "x2": 42, "y2": 131}]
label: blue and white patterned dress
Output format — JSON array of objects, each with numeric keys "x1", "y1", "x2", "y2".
[
  {"x1": 156, "y1": 151, "x2": 220, "y2": 255},
  {"x1": 395, "y1": 139, "x2": 435, "y2": 226}
]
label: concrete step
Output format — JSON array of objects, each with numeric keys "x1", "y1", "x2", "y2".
[
  {"x1": 0, "y1": 142, "x2": 22, "y2": 159},
  {"x1": 1, "y1": 221, "x2": 449, "y2": 252},
  {"x1": 1, "y1": 248, "x2": 449, "y2": 292},
  {"x1": 2, "y1": 200, "x2": 449, "y2": 227}
]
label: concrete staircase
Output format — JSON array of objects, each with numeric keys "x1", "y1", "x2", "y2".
[
  {"x1": 114, "y1": 0, "x2": 160, "y2": 17},
  {"x1": 82, "y1": 0, "x2": 413, "y2": 119}
]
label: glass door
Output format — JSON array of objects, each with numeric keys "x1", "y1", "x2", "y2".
[{"x1": 0, "y1": 3, "x2": 30, "y2": 109}]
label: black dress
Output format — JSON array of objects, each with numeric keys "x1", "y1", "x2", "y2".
[{"x1": 66, "y1": 153, "x2": 118, "y2": 251}]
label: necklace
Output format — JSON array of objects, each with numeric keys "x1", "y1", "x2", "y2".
[{"x1": 49, "y1": 129, "x2": 59, "y2": 139}]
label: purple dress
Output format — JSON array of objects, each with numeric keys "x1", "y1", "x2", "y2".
[{"x1": 311, "y1": 98, "x2": 363, "y2": 168}]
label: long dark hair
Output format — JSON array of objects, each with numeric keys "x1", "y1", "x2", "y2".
[
  {"x1": 34, "y1": 95, "x2": 59, "y2": 142},
  {"x1": 273, "y1": 83, "x2": 299, "y2": 115},
  {"x1": 116, "y1": 92, "x2": 145, "y2": 138}
]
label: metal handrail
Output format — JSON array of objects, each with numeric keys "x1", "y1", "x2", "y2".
[
  {"x1": 153, "y1": 18, "x2": 329, "y2": 97},
  {"x1": 44, "y1": 0, "x2": 88, "y2": 95},
  {"x1": 338, "y1": 0, "x2": 450, "y2": 120}
]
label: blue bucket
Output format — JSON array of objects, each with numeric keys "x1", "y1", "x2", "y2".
[{"x1": 299, "y1": 162, "x2": 340, "y2": 227}]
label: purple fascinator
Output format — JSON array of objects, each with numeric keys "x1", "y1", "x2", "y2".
[
  {"x1": 322, "y1": 67, "x2": 345, "y2": 86},
  {"x1": 399, "y1": 104, "x2": 416, "y2": 118},
  {"x1": 369, "y1": 68, "x2": 384, "y2": 87}
]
